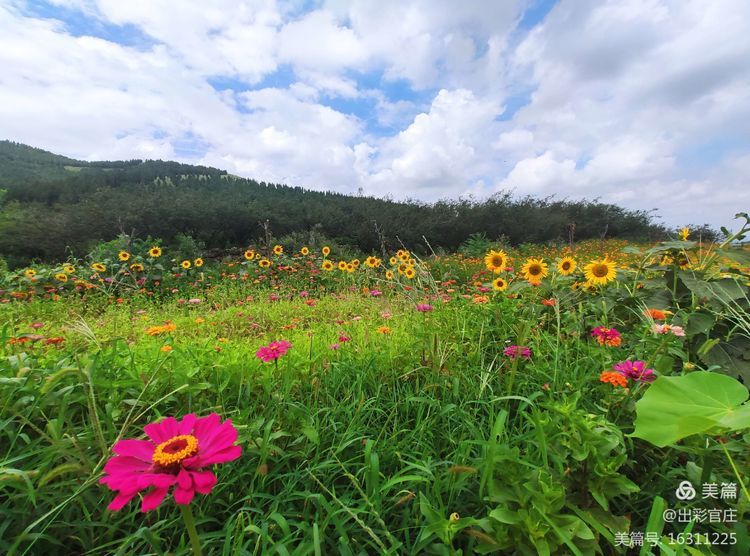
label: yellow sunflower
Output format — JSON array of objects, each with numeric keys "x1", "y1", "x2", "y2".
[
  {"x1": 259, "y1": 259, "x2": 271, "y2": 268},
  {"x1": 338, "y1": 261, "x2": 347, "y2": 271},
  {"x1": 63, "y1": 264, "x2": 76, "y2": 274},
  {"x1": 404, "y1": 267, "x2": 416, "y2": 279},
  {"x1": 365, "y1": 256, "x2": 378, "y2": 268},
  {"x1": 55, "y1": 273, "x2": 68, "y2": 282},
  {"x1": 181, "y1": 260, "x2": 192, "y2": 269},
  {"x1": 484, "y1": 250, "x2": 508, "y2": 273},
  {"x1": 322, "y1": 246, "x2": 331, "y2": 257},
  {"x1": 389, "y1": 256, "x2": 398, "y2": 266},
  {"x1": 300, "y1": 247, "x2": 309, "y2": 256},
  {"x1": 130, "y1": 263, "x2": 145, "y2": 272},
  {"x1": 118, "y1": 251, "x2": 131, "y2": 262},
  {"x1": 194, "y1": 258, "x2": 204, "y2": 267},
  {"x1": 521, "y1": 258, "x2": 548, "y2": 284},
  {"x1": 244, "y1": 249, "x2": 255, "y2": 261},
  {"x1": 273, "y1": 245, "x2": 283, "y2": 255},
  {"x1": 346, "y1": 263, "x2": 355, "y2": 273},
  {"x1": 385, "y1": 269, "x2": 395, "y2": 280},
  {"x1": 557, "y1": 257, "x2": 577, "y2": 276},
  {"x1": 583, "y1": 257, "x2": 617, "y2": 286},
  {"x1": 149, "y1": 246, "x2": 162, "y2": 258},
  {"x1": 322, "y1": 260, "x2": 334, "y2": 271},
  {"x1": 24, "y1": 268, "x2": 37, "y2": 279},
  {"x1": 91, "y1": 263, "x2": 106, "y2": 273},
  {"x1": 492, "y1": 277, "x2": 509, "y2": 291}
]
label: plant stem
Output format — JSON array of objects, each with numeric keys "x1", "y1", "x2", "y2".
[
  {"x1": 179, "y1": 504, "x2": 204, "y2": 556},
  {"x1": 719, "y1": 441, "x2": 750, "y2": 504}
]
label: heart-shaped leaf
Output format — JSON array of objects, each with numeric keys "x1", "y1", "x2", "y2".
[{"x1": 631, "y1": 372, "x2": 750, "y2": 447}]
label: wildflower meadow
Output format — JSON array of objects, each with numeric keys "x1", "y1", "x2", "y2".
[{"x1": 1, "y1": 217, "x2": 749, "y2": 555}]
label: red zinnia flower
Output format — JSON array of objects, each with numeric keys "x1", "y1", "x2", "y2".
[{"x1": 100, "y1": 413, "x2": 241, "y2": 512}]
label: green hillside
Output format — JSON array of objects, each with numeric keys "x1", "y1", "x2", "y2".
[{"x1": 0, "y1": 140, "x2": 672, "y2": 266}]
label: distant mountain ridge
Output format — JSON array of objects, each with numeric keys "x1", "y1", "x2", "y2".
[{"x1": 0, "y1": 139, "x2": 670, "y2": 265}]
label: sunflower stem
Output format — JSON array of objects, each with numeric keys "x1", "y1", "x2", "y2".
[{"x1": 179, "y1": 504, "x2": 204, "y2": 556}]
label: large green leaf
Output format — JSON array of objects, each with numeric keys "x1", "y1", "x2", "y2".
[{"x1": 631, "y1": 372, "x2": 750, "y2": 447}]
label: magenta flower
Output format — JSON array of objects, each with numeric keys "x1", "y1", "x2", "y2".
[
  {"x1": 613, "y1": 360, "x2": 655, "y2": 383},
  {"x1": 370, "y1": 289, "x2": 382, "y2": 297},
  {"x1": 330, "y1": 343, "x2": 340, "y2": 350},
  {"x1": 100, "y1": 413, "x2": 241, "y2": 512},
  {"x1": 415, "y1": 303, "x2": 434, "y2": 312},
  {"x1": 591, "y1": 326, "x2": 622, "y2": 347},
  {"x1": 299, "y1": 291, "x2": 309, "y2": 298},
  {"x1": 338, "y1": 334, "x2": 351, "y2": 343},
  {"x1": 256, "y1": 340, "x2": 292, "y2": 362},
  {"x1": 503, "y1": 345, "x2": 532, "y2": 360}
]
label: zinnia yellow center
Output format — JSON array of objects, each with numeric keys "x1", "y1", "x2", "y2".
[
  {"x1": 152, "y1": 434, "x2": 199, "y2": 467},
  {"x1": 591, "y1": 263, "x2": 610, "y2": 277}
]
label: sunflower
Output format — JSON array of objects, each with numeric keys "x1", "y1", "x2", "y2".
[
  {"x1": 385, "y1": 269, "x2": 395, "y2": 280},
  {"x1": 346, "y1": 263, "x2": 355, "y2": 273},
  {"x1": 404, "y1": 267, "x2": 416, "y2": 279},
  {"x1": 149, "y1": 247, "x2": 162, "y2": 258},
  {"x1": 91, "y1": 263, "x2": 106, "y2": 273},
  {"x1": 259, "y1": 259, "x2": 271, "y2": 268},
  {"x1": 583, "y1": 257, "x2": 617, "y2": 286},
  {"x1": 63, "y1": 264, "x2": 76, "y2": 274},
  {"x1": 484, "y1": 250, "x2": 508, "y2": 273},
  {"x1": 322, "y1": 246, "x2": 331, "y2": 257},
  {"x1": 365, "y1": 256, "x2": 378, "y2": 268},
  {"x1": 244, "y1": 249, "x2": 255, "y2": 261},
  {"x1": 521, "y1": 258, "x2": 548, "y2": 284},
  {"x1": 338, "y1": 261, "x2": 347, "y2": 271},
  {"x1": 300, "y1": 247, "x2": 309, "y2": 256},
  {"x1": 181, "y1": 260, "x2": 192, "y2": 269},
  {"x1": 130, "y1": 263, "x2": 145, "y2": 272},
  {"x1": 273, "y1": 245, "x2": 283, "y2": 255},
  {"x1": 389, "y1": 256, "x2": 398, "y2": 266},
  {"x1": 322, "y1": 260, "x2": 334, "y2": 271},
  {"x1": 118, "y1": 251, "x2": 131, "y2": 262},
  {"x1": 24, "y1": 268, "x2": 37, "y2": 279},
  {"x1": 492, "y1": 277, "x2": 508, "y2": 291},
  {"x1": 55, "y1": 273, "x2": 68, "y2": 282},
  {"x1": 557, "y1": 257, "x2": 577, "y2": 276},
  {"x1": 194, "y1": 258, "x2": 204, "y2": 267}
]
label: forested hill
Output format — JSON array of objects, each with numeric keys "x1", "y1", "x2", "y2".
[{"x1": 0, "y1": 140, "x2": 669, "y2": 264}]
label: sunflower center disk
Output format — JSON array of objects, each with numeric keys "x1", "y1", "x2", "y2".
[
  {"x1": 152, "y1": 434, "x2": 199, "y2": 467},
  {"x1": 592, "y1": 264, "x2": 609, "y2": 277}
]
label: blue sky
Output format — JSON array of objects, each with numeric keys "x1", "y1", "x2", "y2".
[{"x1": 1, "y1": 0, "x2": 749, "y2": 228}]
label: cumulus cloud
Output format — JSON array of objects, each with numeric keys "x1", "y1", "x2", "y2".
[{"x1": 0, "y1": 0, "x2": 748, "y2": 227}]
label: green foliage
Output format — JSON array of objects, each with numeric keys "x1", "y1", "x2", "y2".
[
  {"x1": 0, "y1": 141, "x2": 671, "y2": 265},
  {"x1": 632, "y1": 372, "x2": 750, "y2": 447}
]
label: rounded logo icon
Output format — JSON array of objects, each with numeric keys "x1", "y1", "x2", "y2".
[{"x1": 675, "y1": 480, "x2": 696, "y2": 500}]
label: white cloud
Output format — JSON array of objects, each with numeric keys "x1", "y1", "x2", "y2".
[{"x1": 0, "y1": 0, "x2": 749, "y2": 228}]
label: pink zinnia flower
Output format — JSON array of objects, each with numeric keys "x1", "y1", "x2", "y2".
[
  {"x1": 652, "y1": 324, "x2": 686, "y2": 337},
  {"x1": 591, "y1": 326, "x2": 622, "y2": 347},
  {"x1": 299, "y1": 291, "x2": 309, "y2": 298},
  {"x1": 31, "y1": 322, "x2": 44, "y2": 329},
  {"x1": 415, "y1": 303, "x2": 434, "y2": 312},
  {"x1": 338, "y1": 334, "x2": 351, "y2": 343},
  {"x1": 256, "y1": 340, "x2": 292, "y2": 362},
  {"x1": 100, "y1": 413, "x2": 241, "y2": 512},
  {"x1": 370, "y1": 290, "x2": 382, "y2": 297},
  {"x1": 613, "y1": 360, "x2": 655, "y2": 383},
  {"x1": 503, "y1": 345, "x2": 532, "y2": 360},
  {"x1": 188, "y1": 298, "x2": 202, "y2": 305},
  {"x1": 330, "y1": 343, "x2": 340, "y2": 350}
]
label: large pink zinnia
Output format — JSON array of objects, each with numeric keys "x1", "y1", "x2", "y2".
[
  {"x1": 100, "y1": 413, "x2": 241, "y2": 512},
  {"x1": 256, "y1": 339, "x2": 292, "y2": 362}
]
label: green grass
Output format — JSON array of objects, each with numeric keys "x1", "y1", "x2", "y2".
[{"x1": 1, "y1": 268, "x2": 747, "y2": 554}]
